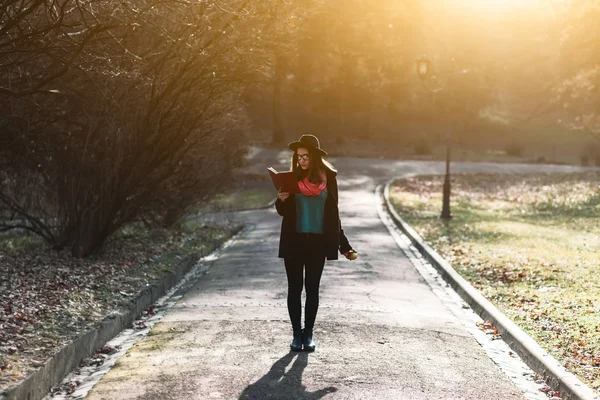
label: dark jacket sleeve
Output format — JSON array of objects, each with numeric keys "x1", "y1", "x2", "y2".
[
  {"x1": 330, "y1": 175, "x2": 352, "y2": 254},
  {"x1": 338, "y1": 221, "x2": 352, "y2": 254},
  {"x1": 275, "y1": 197, "x2": 293, "y2": 216}
]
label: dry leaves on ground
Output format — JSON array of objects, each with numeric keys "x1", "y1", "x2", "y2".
[
  {"x1": 0, "y1": 224, "x2": 238, "y2": 392},
  {"x1": 391, "y1": 171, "x2": 600, "y2": 391}
]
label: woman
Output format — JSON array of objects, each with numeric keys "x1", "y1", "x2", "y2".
[{"x1": 275, "y1": 134, "x2": 357, "y2": 352}]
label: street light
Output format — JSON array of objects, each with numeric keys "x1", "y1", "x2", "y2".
[
  {"x1": 416, "y1": 57, "x2": 429, "y2": 81},
  {"x1": 415, "y1": 56, "x2": 453, "y2": 220}
]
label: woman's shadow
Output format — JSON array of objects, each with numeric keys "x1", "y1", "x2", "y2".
[{"x1": 239, "y1": 352, "x2": 338, "y2": 399}]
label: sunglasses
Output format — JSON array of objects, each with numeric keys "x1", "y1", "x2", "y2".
[{"x1": 297, "y1": 154, "x2": 310, "y2": 161}]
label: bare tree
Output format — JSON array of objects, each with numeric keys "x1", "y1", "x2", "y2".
[{"x1": 0, "y1": 0, "x2": 262, "y2": 256}]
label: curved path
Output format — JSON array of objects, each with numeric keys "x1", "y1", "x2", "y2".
[{"x1": 84, "y1": 154, "x2": 590, "y2": 400}]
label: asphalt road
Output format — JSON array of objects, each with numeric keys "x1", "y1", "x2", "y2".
[{"x1": 85, "y1": 152, "x2": 589, "y2": 400}]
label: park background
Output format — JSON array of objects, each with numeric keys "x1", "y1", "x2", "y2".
[{"x1": 1, "y1": 0, "x2": 600, "y2": 397}]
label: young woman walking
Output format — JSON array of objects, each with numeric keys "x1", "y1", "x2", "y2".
[{"x1": 275, "y1": 134, "x2": 357, "y2": 352}]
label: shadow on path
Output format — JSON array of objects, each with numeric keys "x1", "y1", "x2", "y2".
[{"x1": 239, "y1": 352, "x2": 338, "y2": 400}]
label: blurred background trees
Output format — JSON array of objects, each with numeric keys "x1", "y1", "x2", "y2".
[
  {"x1": 245, "y1": 0, "x2": 599, "y2": 159},
  {"x1": 552, "y1": 0, "x2": 600, "y2": 163},
  {"x1": 1, "y1": 0, "x2": 598, "y2": 256}
]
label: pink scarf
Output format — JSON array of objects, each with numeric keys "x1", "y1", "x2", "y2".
[{"x1": 298, "y1": 172, "x2": 327, "y2": 196}]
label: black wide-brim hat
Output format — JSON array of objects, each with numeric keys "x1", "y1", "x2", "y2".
[{"x1": 288, "y1": 134, "x2": 328, "y2": 156}]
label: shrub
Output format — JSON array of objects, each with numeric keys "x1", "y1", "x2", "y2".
[
  {"x1": 413, "y1": 138, "x2": 432, "y2": 155},
  {"x1": 0, "y1": 0, "x2": 260, "y2": 257},
  {"x1": 579, "y1": 142, "x2": 600, "y2": 167},
  {"x1": 504, "y1": 141, "x2": 524, "y2": 157}
]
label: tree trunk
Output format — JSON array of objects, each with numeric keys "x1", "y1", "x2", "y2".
[
  {"x1": 272, "y1": 54, "x2": 285, "y2": 145},
  {"x1": 337, "y1": 69, "x2": 346, "y2": 145},
  {"x1": 360, "y1": 90, "x2": 373, "y2": 140},
  {"x1": 337, "y1": 52, "x2": 352, "y2": 144}
]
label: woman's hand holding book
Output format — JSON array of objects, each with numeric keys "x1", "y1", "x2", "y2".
[{"x1": 278, "y1": 188, "x2": 290, "y2": 202}]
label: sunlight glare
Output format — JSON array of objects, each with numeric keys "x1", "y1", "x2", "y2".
[{"x1": 460, "y1": 0, "x2": 541, "y2": 11}]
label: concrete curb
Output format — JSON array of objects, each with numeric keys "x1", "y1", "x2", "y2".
[
  {"x1": 382, "y1": 180, "x2": 599, "y2": 400},
  {"x1": 1, "y1": 251, "x2": 209, "y2": 400}
]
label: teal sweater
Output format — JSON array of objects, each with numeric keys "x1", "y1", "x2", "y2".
[{"x1": 295, "y1": 191, "x2": 328, "y2": 234}]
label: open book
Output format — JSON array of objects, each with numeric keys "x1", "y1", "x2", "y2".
[{"x1": 267, "y1": 167, "x2": 300, "y2": 194}]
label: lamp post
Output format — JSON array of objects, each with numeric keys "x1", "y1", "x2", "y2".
[
  {"x1": 416, "y1": 56, "x2": 452, "y2": 220},
  {"x1": 416, "y1": 57, "x2": 429, "y2": 82}
]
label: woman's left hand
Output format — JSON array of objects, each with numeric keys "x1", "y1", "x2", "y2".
[{"x1": 344, "y1": 249, "x2": 358, "y2": 260}]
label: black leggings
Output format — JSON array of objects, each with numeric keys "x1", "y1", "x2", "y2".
[{"x1": 284, "y1": 234, "x2": 326, "y2": 333}]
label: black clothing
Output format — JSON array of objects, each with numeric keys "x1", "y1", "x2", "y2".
[
  {"x1": 276, "y1": 165, "x2": 352, "y2": 343},
  {"x1": 288, "y1": 134, "x2": 328, "y2": 156},
  {"x1": 284, "y1": 233, "x2": 327, "y2": 333},
  {"x1": 275, "y1": 167, "x2": 351, "y2": 260}
]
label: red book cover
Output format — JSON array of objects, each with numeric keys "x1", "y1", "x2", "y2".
[{"x1": 267, "y1": 167, "x2": 300, "y2": 194}]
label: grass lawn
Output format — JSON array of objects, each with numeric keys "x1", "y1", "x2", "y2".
[
  {"x1": 194, "y1": 186, "x2": 275, "y2": 214},
  {"x1": 389, "y1": 171, "x2": 600, "y2": 390}
]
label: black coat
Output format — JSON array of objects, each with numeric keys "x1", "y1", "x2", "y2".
[{"x1": 275, "y1": 167, "x2": 352, "y2": 260}]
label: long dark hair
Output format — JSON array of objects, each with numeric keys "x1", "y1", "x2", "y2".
[{"x1": 291, "y1": 147, "x2": 336, "y2": 183}]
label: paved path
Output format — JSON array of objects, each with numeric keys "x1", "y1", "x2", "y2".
[{"x1": 85, "y1": 154, "x2": 590, "y2": 399}]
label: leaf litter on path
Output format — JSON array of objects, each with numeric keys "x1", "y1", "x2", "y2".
[{"x1": 0, "y1": 224, "x2": 240, "y2": 393}]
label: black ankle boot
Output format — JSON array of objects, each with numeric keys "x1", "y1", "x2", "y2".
[
  {"x1": 302, "y1": 329, "x2": 316, "y2": 352},
  {"x1": 290, "y1": 330, "x2": 303, "y2": 352}
]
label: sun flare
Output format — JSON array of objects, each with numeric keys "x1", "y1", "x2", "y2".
[{"x1": 461, "y1": 0, "x2": 541, "y2": 10}]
